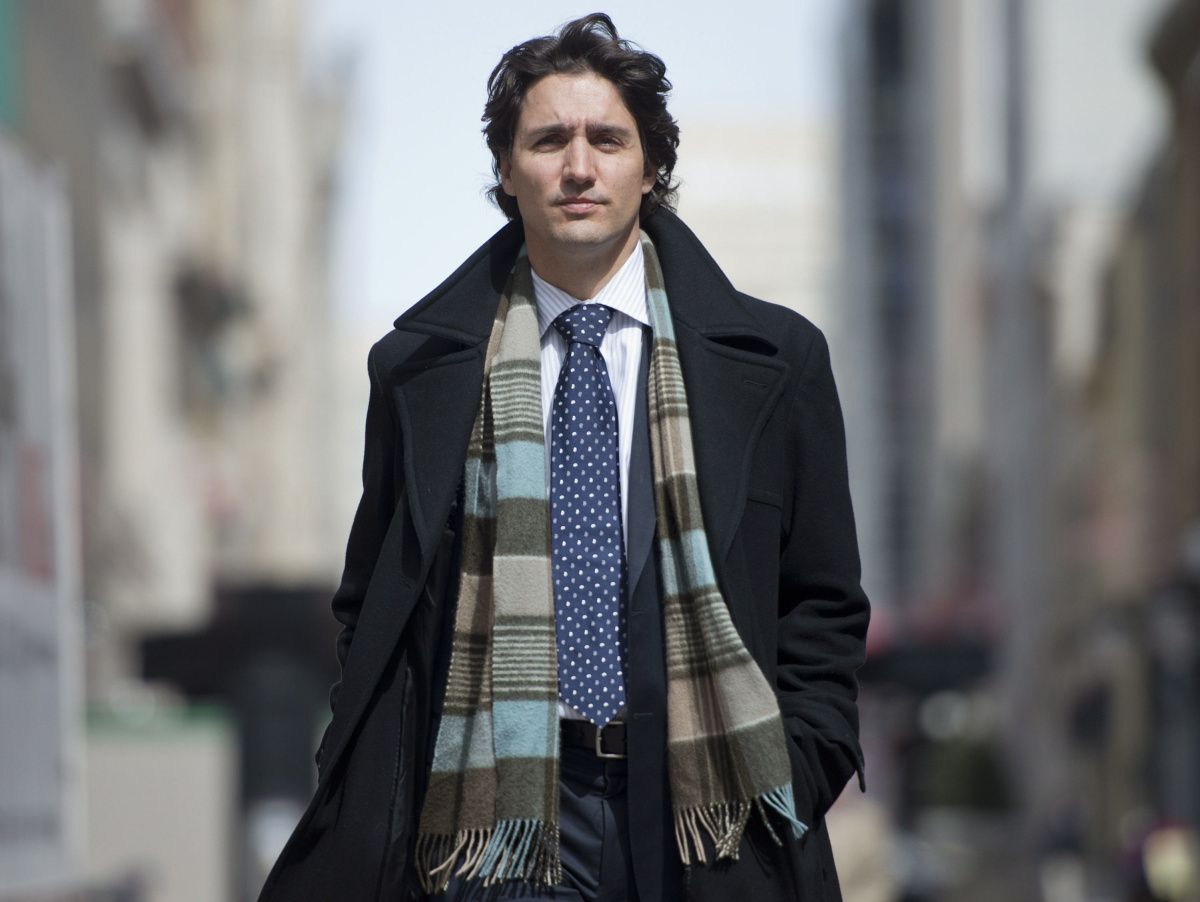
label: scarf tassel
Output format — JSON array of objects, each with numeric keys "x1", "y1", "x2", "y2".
[
  {"x1": 415, "y1": 819, "x2": 562, "y2": 894},
  {"x1": 673, "y1": 784, "x2": 809, "y2": 866}
]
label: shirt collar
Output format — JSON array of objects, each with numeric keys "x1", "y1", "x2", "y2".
[{"x1": 531, "y1": 239, "x2": 650, "y2": 337}]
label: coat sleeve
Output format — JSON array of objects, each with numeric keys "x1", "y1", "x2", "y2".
[
  {"x1": 776, "y1": 326, "x2": 870, "y2": 828},
  {"x1": 315, "y1": 341, "x2": 399, "y2": 772}
]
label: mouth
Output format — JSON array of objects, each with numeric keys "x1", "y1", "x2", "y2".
[{"x1": 558, "y1": 197, "x2": 602, "y2": 214}]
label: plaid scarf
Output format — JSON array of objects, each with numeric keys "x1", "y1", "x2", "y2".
[{"x1": 414, "y1": 233, "x2": 805, "y2": 894}]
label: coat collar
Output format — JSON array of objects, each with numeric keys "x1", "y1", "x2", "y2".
[
  {"x1": 393, "y1": 207, "x2": 779, "y2": 354},
  {"x1": 389, "y1": 207, "x2": 789, "y2": 571}
]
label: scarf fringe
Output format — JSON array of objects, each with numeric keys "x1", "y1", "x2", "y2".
[
  {"x1": 415, "y1": 819, "x2": 562, "y2": 894},
  {"x1": 673, "y1": 783, "x2": 809, "y2": 865}
]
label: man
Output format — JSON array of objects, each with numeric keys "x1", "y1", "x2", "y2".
[{"x1": 259, "y1": 14, "x2": 868, "y2": 902}]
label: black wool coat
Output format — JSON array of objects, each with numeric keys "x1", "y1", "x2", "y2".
[{"x1": 258, "y1": 207, "x2": 870, "y2": 901}]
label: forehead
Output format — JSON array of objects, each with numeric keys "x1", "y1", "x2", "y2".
[{"x1": 515, "y1": 71, "x2": 636, "y2": 133}]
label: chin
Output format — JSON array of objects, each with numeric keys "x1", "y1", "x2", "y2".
[
  {"x1": 542, "y1": 232, "x2": 604, "y2": 254},
  {"x1": 549, "y1": 223, "x2": 616, "y2": 249},
  {"x1": 560, "y1": 226, "x2": 612, "y2": 243}
]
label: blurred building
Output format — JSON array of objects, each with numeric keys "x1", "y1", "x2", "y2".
[
  {"x1": 840, "y1": 0, "x2": 1176, "y2": 898},
  {"x1": 1, "y1": 0, "x2": 345, "y2": 899},
  {"x1": 839, "y1": 0, "x2": 993, "y2": 633},
  {"x1": 0, "y1": 59, "x2": 85, "y2": 901},
  {"x1": 839, "y1": 4, "x2": 1009, "y2": 896},
  {"x1": 1092, "y1": 1, "x2": 1200, "y2": 895}
]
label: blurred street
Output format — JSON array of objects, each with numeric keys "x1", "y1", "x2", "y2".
[{"x1": 2, "y1": 1, "x2": 1199, "y2": 900}]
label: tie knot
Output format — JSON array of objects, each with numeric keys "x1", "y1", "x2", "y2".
[{"x1": 553, "y1": 303, "x2": 613, "y2": 348}]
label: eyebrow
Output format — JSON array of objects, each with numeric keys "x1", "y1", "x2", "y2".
[{"x1": 522, "y1": 122, "x2": 637, "y2": 143}]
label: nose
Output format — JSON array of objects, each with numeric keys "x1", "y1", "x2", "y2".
[{"x1": 562, "y1": 136, "x2": 596, "y2": 185}]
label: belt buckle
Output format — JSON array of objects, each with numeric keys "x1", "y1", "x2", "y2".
[{"x1": 595, "y1": 722, "x2": 626, "y2": 759}]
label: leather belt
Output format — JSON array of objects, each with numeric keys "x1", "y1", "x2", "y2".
[{"x1": 560, "y1": 718, "x2": 627, "y2": 759}]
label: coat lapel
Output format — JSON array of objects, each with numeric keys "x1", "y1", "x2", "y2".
[
  {"x1": 387, "y1": 220, "x2": 524, "y2": 566},
  {"x1": 641, "y1": 209, "x2": 790, "y2": 566}
]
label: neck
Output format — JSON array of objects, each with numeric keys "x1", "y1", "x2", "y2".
[{"x1": 525, "y1": 226, "x2": 640, "y2": 300}]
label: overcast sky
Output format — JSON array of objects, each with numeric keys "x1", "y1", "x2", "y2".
[{"x1": 306, "y1": 0, "x2": 843, "y2": 331}]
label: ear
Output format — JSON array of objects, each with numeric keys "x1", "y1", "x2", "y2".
[
  {"x1": 642, "y1": 165, "x2": 654, "y2": 195},
  {"x1": 500, "y1": 156, "x2": 516, "y2": 197}
]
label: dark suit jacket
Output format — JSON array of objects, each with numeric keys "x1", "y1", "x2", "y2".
[{"x1": 257, "y1": 208, "x2": 870, "y2": 901}]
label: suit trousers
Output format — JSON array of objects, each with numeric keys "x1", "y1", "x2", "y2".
[{"x1": 430, "y1": 741, "x2": 641, "y2": 902}]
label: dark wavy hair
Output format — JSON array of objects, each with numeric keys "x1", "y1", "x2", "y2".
[{"x1": 482, "y1": 13, "x2": 680, "y2": 220}]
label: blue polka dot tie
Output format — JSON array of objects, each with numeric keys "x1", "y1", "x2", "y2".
[{"x1": 550, "y1": 303, "x2": 627, "y2": 727}]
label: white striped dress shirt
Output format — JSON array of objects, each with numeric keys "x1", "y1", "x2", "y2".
[{"x1": 531, "y1": 240, "x2": 648, "y2": 724}]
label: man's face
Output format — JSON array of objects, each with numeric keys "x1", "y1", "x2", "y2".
[{"x1": 501, "y1": 71, "x2": 654, "y2": 268}]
